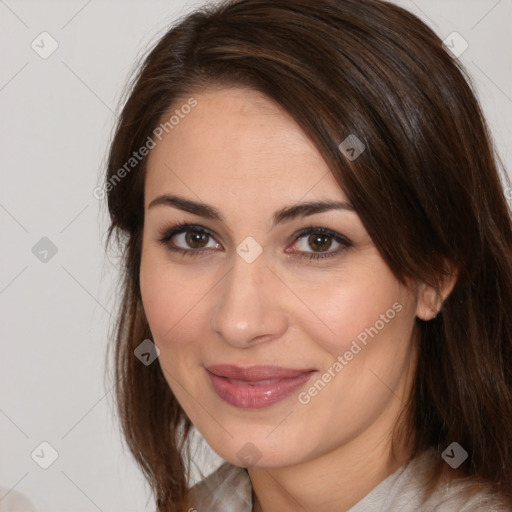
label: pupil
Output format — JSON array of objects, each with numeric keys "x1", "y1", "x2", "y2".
[
  {"x1": 186, "y1": 231, "x2": 208, "y2": 248},
  {"x1": 309, "y1": 233, "x2": 331, "y2": 252}
]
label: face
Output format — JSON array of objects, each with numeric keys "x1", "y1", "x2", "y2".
[{"x1": 140, "y1": 86, "x2": 421, "y2": 469}]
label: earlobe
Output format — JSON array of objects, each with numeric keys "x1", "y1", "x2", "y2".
[
  {"x1": 415, "y1": 269, "x2": 458, "y2": 321},
  {"x1": 416, "y1": 285, "x2": 442, "y2": 320}
]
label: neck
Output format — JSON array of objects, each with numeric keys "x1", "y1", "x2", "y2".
[
  {"x1": 248, "y1": 410, "x2": 413, "y2": 512},
  {"x1": 248, "y1": 329, "x2": 419, "y2": 512}
]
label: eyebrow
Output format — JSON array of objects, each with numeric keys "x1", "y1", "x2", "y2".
[{"x1": 147, "y1": 194, "x2": 354, "y2": 228}]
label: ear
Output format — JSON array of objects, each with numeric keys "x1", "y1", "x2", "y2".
[{"x1": 416, "y1": 268, "x2": 458, "y2": 321}]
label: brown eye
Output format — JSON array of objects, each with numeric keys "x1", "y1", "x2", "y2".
[
  {"x1": 185, "y1": 231, "x2": 210, "y2": 248},
  {"x1": 307, "y1": 233, "x2": 333, "y2": 252},
  {"x1": 157, "y1": 224, "x2": 222, "y2": 255},
  {"x1": 289, "y1": 227, "x2": 352, "y2": 261}
]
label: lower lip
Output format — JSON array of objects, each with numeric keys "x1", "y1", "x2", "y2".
[{"x1": 207, "y1": 370, "x2": 316, "y2": 408}]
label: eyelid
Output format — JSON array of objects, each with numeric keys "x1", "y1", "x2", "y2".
[
  {"x1": 156, "y1": 222, "x2": 352, "y2": 260},
  {"x1": 156, "y1": 222, "x2": 221, "y2": 251},
  {"x1": 291, "y1": 225, "x2": 352, "y2": 249},
  {"x1": 286, "y1": 226, "x2": 352, "y2": 261}
]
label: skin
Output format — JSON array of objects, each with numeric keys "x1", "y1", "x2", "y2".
[{"x1": 139, "y1": 86, "x2": 456, "y2": 512}]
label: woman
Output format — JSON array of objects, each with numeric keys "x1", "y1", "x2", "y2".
[{"x1": 103, "y1": 0, "x2": 512, "y2": 510}]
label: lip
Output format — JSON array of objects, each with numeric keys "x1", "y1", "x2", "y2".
[{"x1": 205, "y1": 365, "x2": 316, "y2": 408}]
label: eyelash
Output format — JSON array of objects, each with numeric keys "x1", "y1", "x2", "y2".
[{"x1": 156, "y1": 221, "x2": 352, "y2": 261}]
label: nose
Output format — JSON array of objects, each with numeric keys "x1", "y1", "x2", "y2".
[{"x1": 209, "y1": 252, "x2": 288, "y2": 348}]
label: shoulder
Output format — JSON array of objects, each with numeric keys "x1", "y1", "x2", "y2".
[
  {"x1": 0, "y1": 486, "x2": 36, "y2": 512},
  {"x1": 349, "y1": 450, "x2": 512, "y2": 512},
  {"x1": 402, "y1": 451, "x2": 512, "y2": 512},
  {"x1": 425, "y1": 475, "x2": 512, "y2": 511},
  {"x1": 188, "y1": 462, "x2": 252, "y2": 512}
]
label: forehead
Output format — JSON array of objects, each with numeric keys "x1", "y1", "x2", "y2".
[{"x1": 144, "y1": 87, "x2": 347, "y2": 207}]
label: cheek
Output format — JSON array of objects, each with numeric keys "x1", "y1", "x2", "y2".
[
  {"x1": 139, "y1": 258, "x2": 172, "y2": 339},
  {"x1": 139, "y1": 247, "x2": 209, "y2": 343},
  {"x1": 293, "y1": 261, "x2": 412, "y2": 358},
  {"x1": 139, "y1": 253, "x2": 207, "y2": 399}
]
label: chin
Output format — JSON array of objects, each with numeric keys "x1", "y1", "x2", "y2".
[{"x1": 198, "y1": 426, "x2": 306, "y2": 469}]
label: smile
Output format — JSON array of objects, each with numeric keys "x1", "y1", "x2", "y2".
[{"x1": 205, "y1": 365, "x2": 317, "y2": 408}]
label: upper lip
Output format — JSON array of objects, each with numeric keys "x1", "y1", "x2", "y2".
[{"x1": 205, "y1": 364, "x2": 315, "y2": 381}]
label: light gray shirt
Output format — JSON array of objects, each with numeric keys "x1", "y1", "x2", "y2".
[{"x1": 189, "y1": 450, "x2": 512, "y2": 511}]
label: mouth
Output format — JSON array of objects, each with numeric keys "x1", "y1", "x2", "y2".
[{"x1": 205, "y1": 364, "x2": 317, "y2": 408}]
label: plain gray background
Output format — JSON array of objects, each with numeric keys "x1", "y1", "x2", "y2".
[{"x1": 1, "y1": 0, "x2": 511, "y2": 510}]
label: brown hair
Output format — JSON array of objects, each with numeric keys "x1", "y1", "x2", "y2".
[{"x1": 103, "y1": 0, "x2": 512, "y2": 509}]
